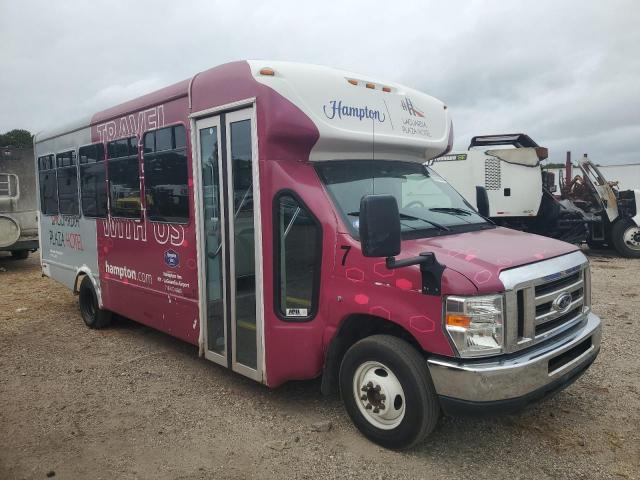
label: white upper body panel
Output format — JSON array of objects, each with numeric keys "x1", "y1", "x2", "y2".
[{"x1": 248, "y1": 60, "x2": 452, "y2": 162}]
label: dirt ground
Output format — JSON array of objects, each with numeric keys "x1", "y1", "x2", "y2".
[{"x1": 0, "y1": 250, "x2": 638, "y2": 480}]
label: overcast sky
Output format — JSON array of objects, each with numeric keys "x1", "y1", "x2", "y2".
[{"x1": 1, "y1": 0, "x2": 639, "y2": 164}]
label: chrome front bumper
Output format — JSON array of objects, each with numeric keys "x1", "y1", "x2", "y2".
[{"x1": 427, "y1": 312, "x2": 601, "y2": 413}]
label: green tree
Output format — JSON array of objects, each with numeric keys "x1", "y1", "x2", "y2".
[{"x1": 0, "y1": 129, "x2": 33, "y2": 148}]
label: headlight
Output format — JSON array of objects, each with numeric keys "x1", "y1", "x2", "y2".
[{"x1": 445, "y1": 294, "x2": 504, "y2": 358}]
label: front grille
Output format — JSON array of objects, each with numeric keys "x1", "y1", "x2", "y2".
[
  {"x1": 500, "y1": 251, "x2": 590, "y2": 354},
  {"x1": 535, "y1": 271, "x2": 581, "y2": 296}
]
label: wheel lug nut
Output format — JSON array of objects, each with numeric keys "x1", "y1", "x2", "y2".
[
  {"x1": 367, "y1": 382, "x2": 373, "y2": 388},
  {"x1": 373, "y1": 408, "x2": 380, "y2": 413},
  {"x1": 380, "y1": 394, "x2": 386, "y2": 400},
  {"x1": 374, "y1": 385, "x2": 381, "y2": 392},
  {"x1": 365, "y1": 404, "x2": 372, "y2": 410},
  {"x1": 360, "y1": 395, "x2": 367, "y2": 401}
]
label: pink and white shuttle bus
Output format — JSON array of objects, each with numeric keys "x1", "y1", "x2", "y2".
[{"x1": 34, "y1": 61, "x2": 602, "y2": 448}]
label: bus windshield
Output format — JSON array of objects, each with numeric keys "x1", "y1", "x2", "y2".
[{"x1": 316, "y1": 160, "x2": 491, "y2": 238}]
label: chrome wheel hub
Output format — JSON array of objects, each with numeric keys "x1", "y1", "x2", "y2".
[
  {"x1": 623, "y1": 225, "x2": 640, "y2": 251},
  {"x1": 353, "y1": 361, "x2": 405, "y2": 430}
]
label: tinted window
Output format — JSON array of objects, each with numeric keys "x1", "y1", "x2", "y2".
[
  {"x1": 39, "y1": 171, "x2": 58, "y2": 214},
  {"x1": 143, "y1": 125, "x2": 189, "y2": 223},
  {"x1": 79, "y1": 143, "x2": 104, "y2": 164},
  {"x1": 56, "y1": 150, "x2": 76, "y2": 168},
  {"x1": 107, "y1": 136, "x2": 140, "y2": 218},
  {"x1": 275, "y1": 193, "x2": 321, "y2": 320},
  {"x1": 79, "y1": 144, "x2": 107, "y2": 217},
  {"x1": 57, "y1": 164, "x2": 79, "y2": 215},
  {"x1": 38, "y1": 154, "x2": 58, "y2": 214}
]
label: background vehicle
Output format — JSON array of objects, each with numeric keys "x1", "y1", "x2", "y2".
[
  {"x1": 0, "y1": 146, "x2": 38, "y2": 259},
  {"x1": 429, "y1": 134, "x2": 640, "y2": 257},
  {"x1": 34, "y1": 62, "x2": 601, "y2": 449}
]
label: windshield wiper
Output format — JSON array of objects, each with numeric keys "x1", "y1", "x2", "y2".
[
  {"x1": 399, "y1": 211, "x2": 450, "y2": 231},
  {"x1": 347, "y1": 211, "x2": 450, "y2": 231},
  {"x1": 429, "y1": 206, "x2": 495, "y2": 225},
  {"x1": 429, "y1": 207, "x2": 473, "y2": 216}
]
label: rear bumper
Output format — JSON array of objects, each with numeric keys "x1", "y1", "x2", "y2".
[
  {"x1": 427, "y1": 311, "x2": 601, "y2": 415},
  {"x1": 1, "y1": 238, "x2": 38, "y2": 252}
]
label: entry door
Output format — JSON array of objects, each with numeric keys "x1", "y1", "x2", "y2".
[{"x1": 194, "y1": 107, "x2": 263, "y2": 381}]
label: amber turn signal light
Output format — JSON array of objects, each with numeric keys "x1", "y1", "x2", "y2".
[
  {"x1": 259, "y1": 67, "x2": 275, "y2": 76},
  {"x1": 446, "y1": 314, "x2": 471, "y2": 328}
]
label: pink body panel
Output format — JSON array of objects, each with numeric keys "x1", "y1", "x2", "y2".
[{"x1": 84, "y1": 61, "x2": 578, "y2": 388}]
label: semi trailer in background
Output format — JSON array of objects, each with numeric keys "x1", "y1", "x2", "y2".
[
  {"x1": 429, "y1": 134, "x2": 640, "y2": 258},
  {"x1": 0, "y1": 146, "x2": 38, "y2": 259}
]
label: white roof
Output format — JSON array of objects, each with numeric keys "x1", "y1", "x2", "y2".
[{"x1": 249, "y1": 60, "x2": 452, "y2": 162}]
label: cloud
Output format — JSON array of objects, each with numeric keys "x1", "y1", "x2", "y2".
[{"x1": 0, "y1": 0, "x2": 638, "y2": 164}]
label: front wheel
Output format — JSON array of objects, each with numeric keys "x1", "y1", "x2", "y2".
[
  {"x1": 11, "y1": 250, "x2": 29, "y2": 260},
  {"x1": 610, "y1": 218, "x2": 640, "y2": 258},
  {"x1": 339, "y1": 335, "x2": 440, "y2": 450}
]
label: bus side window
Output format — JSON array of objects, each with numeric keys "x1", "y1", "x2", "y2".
[
  {"x1": 56, "y1": 150, "x2": 79, "y2": 215},
  {"x1": 274, "y1": 192, "x2": 322, "y2": 321},
  {"x1": 79, "y1": 143, "x2": 107, "y2": 217},
  {"x1": 143, "y1": 125, "x2": 189, "y2": 224},
  {"x1": 107, "y1": 136, "x2": 140, "y2": 218},
  {"x1": 38, "y1": 154, "x2": 58, "y2": 215}
]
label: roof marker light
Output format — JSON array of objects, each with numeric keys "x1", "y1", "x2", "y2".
[
  {"x1": 365, "y1": 83, "x2": 375, "y2": 89},
  {"x1": 382, "y1": 86, "x2": 391, "y2": 93},
  {"x1": 259, "y1": 67, "x2": 275, "y2": 76},
  {"x1": 347, "y1": 79, "x2": 358, "y2": 85}
]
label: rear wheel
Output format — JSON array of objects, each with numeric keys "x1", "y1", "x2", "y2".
[
  {"x1": 78, "y1": 276, "x2": 112, "y2": 328},
  {"x1": 339, "y1": 335, "x2": 440, "y2": 450},
  {"x1": 611, "y1": 218, "x2": 640, "y2": 258},
  {"x1": 11, "y1": 250, "x2": 29, "y2": 260}
]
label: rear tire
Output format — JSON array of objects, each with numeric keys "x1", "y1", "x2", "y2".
[
  {"x1": 339, "y1": 335, "x2": 440, "y2": 450},
  {"x1": 611, "y1": 218, "x2": 640, "y2": 258},
  {"x1": 78, "y1": 276, "x2": 112, "y2": 328},
  {"x1": 11, "y1": 250, "x2": 29, "y2": 260}
]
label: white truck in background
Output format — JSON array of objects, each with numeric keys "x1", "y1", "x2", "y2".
[{"x1": 429, "y1": 134, "x2": 640, "y2": 258}]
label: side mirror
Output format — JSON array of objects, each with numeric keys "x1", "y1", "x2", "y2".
[
  {"x1": 476, "y1": 186, "x2": 490, "y2": 217},
  {"x1": 359, "y1": 194, "x2": 401, "y2": 258}
]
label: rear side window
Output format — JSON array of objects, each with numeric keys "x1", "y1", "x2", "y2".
[
  {"x1": 107, "y1": 136, "x2": 140, "y2": 218},
  {"x1": 56, "y1": 150, "x2": 79, "y2": 215},
  {"x1": 143, "y1": 125, "x2": 189, "y2": 223},
  {"x1": 38, "y1": 154, "x2": 58, "y2": 215},
  {"x1": 274, "y1": 192, "x2": 322, "y2": 320},
  {"x1": 0, "y1": 173, "x2": 18, "y2": 198},
  {"x1": 79, "y1": 143, "x2": 107, "y2": 217}
]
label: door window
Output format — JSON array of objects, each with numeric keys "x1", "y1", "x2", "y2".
[
  {"x1": 199, "y1": 125, "x2": 225, "y2": 355},
  {"x1": 229, "y1": 119, "x2": 257, "y2": 369},
  {"x1": 274, "y1": 193, "x2": 321, "y2": 320}
]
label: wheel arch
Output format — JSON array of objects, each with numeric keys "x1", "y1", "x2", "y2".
[
  {"x1": 73, "y1": 267, "x2": 103, "y2": 307},
  {"x1": 320, "y1": 313, "x2": 424, "y2": 396}
]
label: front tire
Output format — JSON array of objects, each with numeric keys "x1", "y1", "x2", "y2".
[
  {"x1": 611, "y1": 218, "x2": 640, "y2": 258},
  {"x1": 11, "y1": 250, "x2": 29, "y2": 260},
  {"x1": 339, "y1": 335, "x2": 440, "y2": 450},
  {"x1": 78, "y1": 276, "x2": 112, "y2": 328}
]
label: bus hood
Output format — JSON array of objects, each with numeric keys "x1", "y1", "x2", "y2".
[{"x1": 402, "y1": 227, "x2": 578, "y2": 293}]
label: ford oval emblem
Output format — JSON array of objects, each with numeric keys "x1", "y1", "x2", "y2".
[{"x1": 552, "y1": 292, "x2": 572, "y2": 313}]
